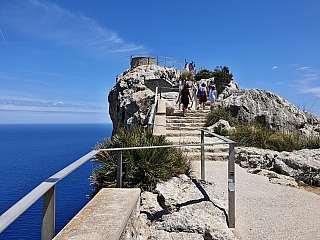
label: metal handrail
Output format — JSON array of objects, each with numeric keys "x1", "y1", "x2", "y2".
[
  {"x1": 0, "y1": 125, "x2": 236, "y2": 238},
  {"x1": 148, "y1": 87, "x2": 159, "y2": 127},
  {"x1": 0, "y1": 150, "x2": 99, "y2": 239},
  {"x1": 130, "y1": 54, "x2": 184, "y2": 71}
]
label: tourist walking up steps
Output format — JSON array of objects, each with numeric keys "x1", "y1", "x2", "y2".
[
  {"x1": 197, "y1": 83, "x2": 208, "y2": 110},
  {"x1": 208, "y1": 84, "x2": 217, "y2": 109},
  {"x1": 191, "y1": 80, "x2": 198, "y2": 110},
  {"x1": 177, "y1": 84, "x2": 192, "y2": 117}
]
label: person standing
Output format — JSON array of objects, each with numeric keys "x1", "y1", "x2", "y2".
[
  {"x1": 177, "y1": 84, "x2": 192, "y2": 117},
  {"x1": 184, "y1": 61, "x2": 189, "y2": 72},
  {"x1": 170, "y1": 71, "x2": 176, "y2": 85},
  {"x1": 198, "y1": 83, "x2": 208, "y2": 110},
  {"x1": 208, "y1": 85, "x2": 218, "y2": 109},
  {"x1": 191, "y1": 80, "x2": 198, "y2": 110}
]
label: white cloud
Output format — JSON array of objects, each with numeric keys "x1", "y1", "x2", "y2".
[
  {"x1": 272, "y1": 66, "x2": 278, "y2": 69},
  {"x1": 291, "y1": 65, "x2": 320, "y2": 96},
  {"x1": 300, "y1": 87, "x2": 320, "y2": 97},
  {"x1": 0, "y1": 0, "x2": 145, "y2": 56},
  {"x1": 298, "y1": 66, "x2": 311, "y2": 71},
  {"x1": 0, "y1": 97, "x2": 107, "y2": 113}
]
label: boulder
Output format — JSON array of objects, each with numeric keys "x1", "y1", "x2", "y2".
[
  {"x1": 215, "y1": 87, "x2": 320, "y2": 136},
  {"x1": 138, "y1": 175, "x2": 236, "y2": 240},
  {"x1": 235, "y1": 147, "x2": 320, "y2": 186},
  {"x1": 208, "y1": 120, "x2": 235, "y2": 133}
]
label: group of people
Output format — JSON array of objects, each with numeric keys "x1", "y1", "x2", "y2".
[
  {"x1": 176, "y1": 80, "x2": 217, "y2": 117},
  {"x1": 184, "y1": 60, "x2": 196, "y2": 74}
]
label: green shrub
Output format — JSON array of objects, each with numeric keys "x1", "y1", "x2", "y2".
[
  {"x1": 300, "y1": 136, "x2": 320, "y2": 149},
  {"x1": 181, "y1": 71, "x2": 194, "y2": 81},
  {"x1": 266, "y1": 132, "x2": 300, "y2": 151},
  {"x1": 90, "y1": 126, "x2": 190, "y2": 194},
  {"x1": 228, "y1": 122, "x2": 320, "y2": 152},
  {"x1": 205, "y1": 107, "x2": 238, "y2": 127},
  {"x1": 295, "y1": 170, "x2": 320, "y2": 186},
  {"x1": 213, "y1": 125, "x2": 229, "y2": 136},
  {"x1": 229, "y1": 124, "x2": 269, "y2": 149},
  {"x1": 194, "y1": 69, "x2": 214, "y2": 81},
  {"x1": 194, "y1": 67, "x2": 233, "y2": 94}
]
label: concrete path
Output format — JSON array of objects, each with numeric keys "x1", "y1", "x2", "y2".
[{"x1": 192, "y1": 161, "x2": 320, "y2": 240}]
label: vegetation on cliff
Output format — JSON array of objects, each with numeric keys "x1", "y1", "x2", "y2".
[
  {"x1": 206, "y1": 108, "x2": 320, "y2": 152},
  {"x1": 90, "y1": 126, "x2": 190, "y2": 194},
  {"x1": 194, "y1": 66, "x2": 233, "y2": 94}
]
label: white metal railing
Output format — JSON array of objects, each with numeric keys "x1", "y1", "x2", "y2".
[
  {"x1": 0, "y1": 129, "x2": 236, "y2": 239},
  {"x1": 0, "y1": 150, "x2": 99, "y2": 239},
  {"x1": 148, "y1": 87, "x2": 159, "y2": 129}
]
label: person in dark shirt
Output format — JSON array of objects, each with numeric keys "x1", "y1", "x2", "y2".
[{"x1": 177, "y1": 84, "x2": 192, "y2": 117}]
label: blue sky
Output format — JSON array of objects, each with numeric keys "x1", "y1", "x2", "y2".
[{"x1": 0, "y1": 0, "x2": 319, "y2": 124}]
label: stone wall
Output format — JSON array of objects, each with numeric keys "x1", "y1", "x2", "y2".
[
  {"x1": 131, "y1": 57, "x2": 156, "y2": 69},
  {"x1": 144, "y1": 78, "x2": 178, "y2": 92},
  {"x1": 53, "y1": 188, "x2": 141, "y2": 240}
]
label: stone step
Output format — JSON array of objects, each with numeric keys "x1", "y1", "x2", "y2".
[
  {"x1": 166, "y1": 117, "x2": 206, "y2": 124},
  {"x1": 166, "y1": 129, "x2": 202, "y2": 137},
  {"x1": 169, "y1": 110, "x2": 211, "y2": 117},
  {"x1": 166, "y1": 122, "x2": 205, "y2": 128},
  {"x1": 166, "y1": 128, "x2": 219, "y2": 137},
  {"x1": 166, "y1": 135, "x2": 223, "y2": 143}
]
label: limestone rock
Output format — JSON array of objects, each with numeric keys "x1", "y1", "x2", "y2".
[
  {"x1": 208, "y1": 120, "x2": 235, "y2": 133},
  {"x1": 161, "y1": 92, "x2": 179, "y2": 115},
  {"x1": 109, "y1": 65, "x2": 179, "y2": 134},
  {"x1": 138, "y1": 175, "x2": 236, "y2": 240},
  {"x1": 215, "y1": 88, "x2": 320, "y2": 136},
  {"x1": 235, "y1": 147, "x2": 320, "y2": 186}
]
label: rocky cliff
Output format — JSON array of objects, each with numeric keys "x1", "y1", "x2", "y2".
[
  {"x1": 108, "y1": 65, "x2": 179, "y2": 135},
  {"x1": 109, "y1": 66, "x2": 320, "y2": 136},
  {"x1": 215, "y1": 83, "x2": 320, "y2": 136}
]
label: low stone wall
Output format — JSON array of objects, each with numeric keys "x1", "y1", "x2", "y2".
[
  {"x1": 53, "y1": 188, "x2": 141, "y2": 240},
  {"x1": 144, "y1": 78, "x2": 177, "y2": 93}
]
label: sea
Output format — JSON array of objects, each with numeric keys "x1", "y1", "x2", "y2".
[{"x1": 0, "y1": 123, "x2": 113, "y2": 240}]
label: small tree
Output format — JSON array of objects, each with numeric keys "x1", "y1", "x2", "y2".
[
  {"x1": 194, "y1": 69, "x2": 214, "y2": 81},
  {"x1": 194, "y1": 66, "x2": 233, "y2": 94},
  {"x1": 212, "y1": 66, "x2": 233, "y2": 93}
]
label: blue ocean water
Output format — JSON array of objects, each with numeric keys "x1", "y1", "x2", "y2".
[{"x1": 0, "y1": 124, "x2": 112, "y2": 240}]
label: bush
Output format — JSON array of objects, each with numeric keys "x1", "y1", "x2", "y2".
[
  {"x1": 194, "y1": 69, "x2": 214, "y2": 81},
  {"x1": 228, "y1": 123, "x2": 320, "y2": 152},
  {"x1": 181, "y1": 71, "x2": 194, "y2": 81},
  {"x1": 295, "y1": 170, "x2": 320, "y2": 186},
  {"x1": 205, "y1": 107, "x2": 320, "y2": 151},
  {"x1": 194, "y1": 67, "x2": 233, "y2": 94},
  {"x1": 90, "y1": 126, "x2": 190, "y2": 194},
  {"x1": 204, "y1": 107, "x2": 238, "y2": 127}
]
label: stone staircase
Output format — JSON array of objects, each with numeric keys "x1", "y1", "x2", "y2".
[{"x1": 165, "y1": 108, "x2": 230, "y2": 161}]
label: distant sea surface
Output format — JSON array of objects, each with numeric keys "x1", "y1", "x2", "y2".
[{"x1": 0, "y1": 124, "x2": 113, "y2": 240}]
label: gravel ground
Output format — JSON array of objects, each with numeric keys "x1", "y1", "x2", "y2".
[{"x1": 192, "y1": 161, "x2": 320, "y2": 240}]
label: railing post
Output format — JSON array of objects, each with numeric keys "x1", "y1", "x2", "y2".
[
  {"x1": 228, "y1": 143, "x2": 236, "y2": 228},
  {"x1": 116, "y1": 150, "x2": 123, "y2": 188},
  {"x1": 42, "y1": 186, "x2": 55, "y2": 240},
  {"x1": 200, "y1": 130, "x2": 205, "y2": 180}
]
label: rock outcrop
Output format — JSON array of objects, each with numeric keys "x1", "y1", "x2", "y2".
[
  {"x1": 109, "y1": 63, "x2": 320, "y2": 137},
  {"x1": 215, "y1": 84, "x2": 320, "y2": 136},
  {"x1": 235, "y1": 147, "x2": 320, "y2": 187},
  {"x1": 138, "y1": 175, "x2": 236, "y2": 240},
  {"x1": 109, "y1": 65, "x2": 179, "y2": 135}
]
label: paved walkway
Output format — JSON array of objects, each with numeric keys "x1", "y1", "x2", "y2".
[{"x1": 192, "y1": 161, "x2": 320, "y2": 240}]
